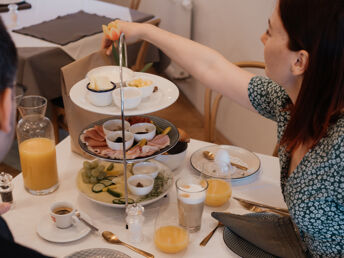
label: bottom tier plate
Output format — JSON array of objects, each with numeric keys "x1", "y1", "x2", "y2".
[{"x1": 76, "y1": 160, "x2": 173, "y2": 208}]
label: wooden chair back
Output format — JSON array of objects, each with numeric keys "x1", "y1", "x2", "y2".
[{"x1": 204, "y1": 61, "x2": 277, "y2": 156}]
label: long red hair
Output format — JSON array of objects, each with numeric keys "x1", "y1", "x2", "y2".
[{"x1": 278, "y1": 0, "x2": 344, "y2": 150}]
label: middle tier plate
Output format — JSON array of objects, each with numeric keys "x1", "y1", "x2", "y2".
[
  {"x1": 79, "y1": 115, "x2": 179, "y2": 162},
  {"x1": 70, "y1": 71, "x2": 179, "y2": 116}
]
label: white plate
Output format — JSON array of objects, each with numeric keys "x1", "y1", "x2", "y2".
[
  {"x1": 66, "y1": 248, "x2": 131, "y2": 258},
  {"x1": 70, "y1": 71, "x2": 179, "y2": 116},
  {"x1": 36, "y1": 214, "x2": 91, "y2": 243},
  {"x1": 190, "y1": 145, "x2": 261, "y2": 181},
  {"x1": 77, "y1": 160, "x2": 173, "y2": 208}
]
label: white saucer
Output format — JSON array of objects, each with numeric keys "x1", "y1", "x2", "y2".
[{"x1": 36, "y1": 214, "x2": 91, "y2": 243}]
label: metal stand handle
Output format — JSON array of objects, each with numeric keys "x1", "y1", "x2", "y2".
[{"x1": 118, "y1": 33, "x2": 129, "y2": 207}]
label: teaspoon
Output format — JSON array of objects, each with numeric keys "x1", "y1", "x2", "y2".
[
  {"x1": 102, "y1": 231, "x2": 154, "y2": 258},
  {"x1": 203, "y1": 151, "x2": 248, "y2": 171}
]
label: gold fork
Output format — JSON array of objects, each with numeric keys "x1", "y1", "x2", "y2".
[
  {"x1": 238, "y1": 200, "x2": 290, "y2": 216},
  {"x1": 199, "y1": 222, "x2": 224, "y2": 246}
]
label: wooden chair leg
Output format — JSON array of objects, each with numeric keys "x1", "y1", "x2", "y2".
[{"x1": 210, "y1": 94, "x2": 223, "y2": 143}]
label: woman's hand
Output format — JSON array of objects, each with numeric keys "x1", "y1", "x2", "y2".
[{"x1": 101, "y1": 20, "x2": 144, "y2": 55}]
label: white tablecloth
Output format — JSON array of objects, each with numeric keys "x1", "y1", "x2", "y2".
[
  {"x1": 0, "y1": 0, "x2": 132, "y2": 60},
  {"x1": 3, "y1": 137, "x2": 286, "y2": 258}
]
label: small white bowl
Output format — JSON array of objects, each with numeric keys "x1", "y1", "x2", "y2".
[
  {"x1": 128, "y1": 175, "x2": 154, "y2": 196},
  {"x1": 106, "y1": 131, "x2": 134, "y2": 151},
  {"x1": 154, "y1": 142, "x2": 188, "y2": 171},
  {"x1": 86, "y1": 82, "x2": 116, "y2": 107},
  {"x1": 113, "y1": 87, "x2": 142, "y2": 110},
  {"x1": 103, "y1": 119, "x2": 130, "y2": 136},
  {"x1": 86, "y1": 66, "x2": 134, "y2": 84},
  {"x1": 126, "y1": 75, "x2": 156, "y2": 98},
  {"x1": 129, "y1": 122, "x2": 156, "y2": 141},
  {"x1": 132, "y1": 161, "x2": 159, "y2": 179}
]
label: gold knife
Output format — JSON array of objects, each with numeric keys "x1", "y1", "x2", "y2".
[{"x1": 233, "y1": 197, "x2": 289, "y2": 213}]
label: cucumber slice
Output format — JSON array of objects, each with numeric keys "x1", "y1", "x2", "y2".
[
  {"x1": 105, "y1": 176, "x2": 117, "y2": 181},
  {"x1": 107, "y1": 188, "x2": 122, "y2": 198},
  {"x1": 107, "y1": 163, "x2": 114, "y2": 171},
  {"x1": 92, "y1": 183, "x2": 105, "y2": 193},
  {"x1": 120, "y1": 197, "x2": 134, "y2": 204},
  {"x1": 112, "y1": 198, "x2": 134, "y2": 204},
  {"x1": 112, "y1": 198, "x2": 124, "y2": 204},
  {"x1": 99, "y1": 179, "x2": 114, "y2": 187}
]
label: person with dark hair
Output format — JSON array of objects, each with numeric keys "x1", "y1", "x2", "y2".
[
  {"x1": 102, "y1": 0, "x2": 344, "y2": 256},
  {"x1": 0, "y1": 17, "x2": 50, "y2": 257}
]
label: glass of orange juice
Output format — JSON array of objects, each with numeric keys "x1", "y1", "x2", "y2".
[
  {"x1": 205, "y1": 179, "x2": 232, "y2": 206},
  {"x1": 17, "y1": 96, "x2": 59, "y2": 195},
  {"x1": 203, "y1": 162, "x2": 232, "y2": 206},
  {"x1": 154, "y1": 202, "x2": 189, "y2": 254}
]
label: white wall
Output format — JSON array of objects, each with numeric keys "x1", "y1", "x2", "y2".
[{"x1": 140, "y1": 0, "x2": 277, "y2": 155}]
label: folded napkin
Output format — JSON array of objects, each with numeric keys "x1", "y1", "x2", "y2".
[
  {"x1": 212, "y1": 212, "x2": 307, "y2": 258},
  {"x1": 0, "y1": 1, "x2": 31, "y2": 13}
]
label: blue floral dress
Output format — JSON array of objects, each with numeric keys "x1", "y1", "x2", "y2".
[{"x1": 248, "y1": 76, "x2": 344, "y2": 257}]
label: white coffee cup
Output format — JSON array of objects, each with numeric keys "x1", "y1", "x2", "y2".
[{"x1": 50, "y1": 201, "x2": 78, "y2": 229}]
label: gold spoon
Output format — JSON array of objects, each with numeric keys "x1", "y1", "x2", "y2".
[
  {"x1": 102, "y1": 231, "x2": 154, "y2": 258},
  {"x1": 203, "y1": 151, "x2": 248, "y2": 171},
  {"x1": 199, "y1": 222, "x2": 223, "y2": 246}
]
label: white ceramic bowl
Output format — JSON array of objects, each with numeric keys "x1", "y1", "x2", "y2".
[
  {"x1": 129, "y1": 122, "x2": 156, "y2": 141},
  {"x1": 103, "y1": 119, "x2": 130, "y2": 136},
  {"x1": 154, "y1": 142, "x2": 188, "y2": 171},
  {"x1": 106, "y1": 131, "x2": 134, "y2": 151},
  {"x1": 86, "y1": 66, "x2": 134, "y2": 84},
  {"x1": 128, "y1": 175, "x2": 154, "y2": 196},
  {"x1": 132, "y1": 161, "x2": 159, "y2": 179},
  {"x1": 126, "y1": 75, "x2": 155, "y2": 98},
  {"x1": 113, "y1": 87, "x2": 142, "y2": 110},
  {"x1": 86, "y1": 82, "x2": 116, "y2": 107}
]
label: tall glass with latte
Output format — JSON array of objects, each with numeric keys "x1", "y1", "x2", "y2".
[{"x1": 175, "y1": 177, "x2": 208, "y2": 232}]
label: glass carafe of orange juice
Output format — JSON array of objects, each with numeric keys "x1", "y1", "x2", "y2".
[{"x1": 16, "y1": 95, "x2": 59, "y2": 195}]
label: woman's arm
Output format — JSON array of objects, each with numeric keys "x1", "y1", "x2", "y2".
[{"x1": 103, "y1": 21, "x2": 257, "y2": 112}]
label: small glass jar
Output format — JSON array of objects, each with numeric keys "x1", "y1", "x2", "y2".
[
  {"x1": 8, "y1": 4, "x2": 18, "y2": 29},
  {"x1": 0, "y1": 172, "x2": 13, "y2": 203},
  {"x1": 125, "y1": 203, "x2": 144, "y2": 243}
]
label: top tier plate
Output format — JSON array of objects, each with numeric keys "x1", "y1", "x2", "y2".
[{"x1": 69, "y1": 68, "x2": 179, "y2": 116}]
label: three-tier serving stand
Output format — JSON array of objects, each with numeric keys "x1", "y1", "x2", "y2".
[{"x1": 74, "y1": 34, "x2": 179, "y2": 208}]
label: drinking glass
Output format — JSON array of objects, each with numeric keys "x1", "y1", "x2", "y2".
[
  {"x1": 154, "y1": 202, "x2": 189, "y2": 254},
  {"x1": 175, "y1": 176, "x2": 208, "y2": 232},
  {"x1": 16, "y1": 95, "x2": 59, "y2": 195},
  {"x1": 203, "y1": 161, "x2": 232, "y2": 207}
]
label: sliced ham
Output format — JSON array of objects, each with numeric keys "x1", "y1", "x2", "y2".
[
  {"x1": 94, "y1": 125, "x2": 105, "y2": 138},
  {"x1": 147, "y1": 134, "x2": 170, "y2": 149},
  {"x1": 84, "y1": 138, "x2": 107, "y2": 147},
  {"x1": 140, "y1": 145, "x2": 160, "y2": 157},
  {"x1": 126, "y1": 145, "x2": 142, "y2": 159},
  {"x1": 84, "y1": 128, "x2": 104, "y2": 142}
]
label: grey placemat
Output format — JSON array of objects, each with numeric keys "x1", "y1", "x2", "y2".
[
  {"x1": 13, "y1": 11, "x2": 113, "y2": 45},
  {"x1": 13, "y1": 9, "x2": 154, "y2": 46},
  {"x1": 212, "y1": 212, "x2": 307, "y2": 258}
]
